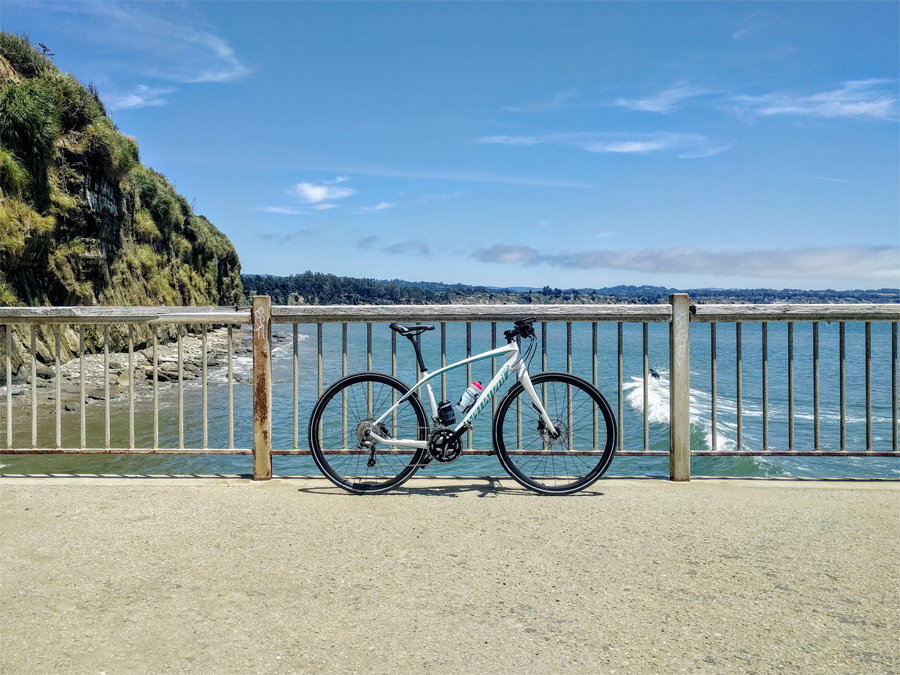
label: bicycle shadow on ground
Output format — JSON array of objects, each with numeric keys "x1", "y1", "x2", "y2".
[{"x1": 294, "y1": 477, "x2": 606, "y2": 498}]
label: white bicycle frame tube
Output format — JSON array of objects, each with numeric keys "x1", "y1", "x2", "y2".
[{"x1": 366, "y1": 338, "x2": 557, "y2": 448}]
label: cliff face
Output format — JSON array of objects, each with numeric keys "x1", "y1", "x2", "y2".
[
  {"x1": 0, "y1": 34, "x2": 242, "y2": 372},
  {"x1": 0, "y1": 33, "x2": 242, "y2": 309}
]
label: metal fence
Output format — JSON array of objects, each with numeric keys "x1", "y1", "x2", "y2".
[{"x1": 1, "y1": 296, "x2": 897, "y2": 481}]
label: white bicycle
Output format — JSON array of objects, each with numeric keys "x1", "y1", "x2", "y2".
[{"x1": 308, "y1": 318, "x2": 617, "y2": 495}]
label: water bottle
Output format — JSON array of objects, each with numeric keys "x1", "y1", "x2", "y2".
[{"x1": 456, "y1": 381, "x2": 483, "y2": 413}]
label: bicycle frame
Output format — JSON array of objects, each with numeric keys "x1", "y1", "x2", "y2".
[{"x1": 365, "y1": 338, "x2": 558, "y2": 449}]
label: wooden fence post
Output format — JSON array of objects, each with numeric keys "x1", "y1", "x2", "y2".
[
  {"x1": 252, "y1": 295, "x2": 272, "y2": 480},
  {"x1": 669, "y1": 293, "x2": 691, "y2": 481}
]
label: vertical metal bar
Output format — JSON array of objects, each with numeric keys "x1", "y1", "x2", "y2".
[
  {"x1": 128, "y1": 325, "x2": 134, "y2": 449},
  {"x1": 669, "y1": 294, "x2": 691, "y2": 481},
  {"x1": 317, "y1": 323, "x2": 323, "y2": 397},
  {"x1": 617, "y1": 322, "x2": 623, "y2": 453},
  {"x1": 592, "y1": 322, "x2": 598, "y2": 450},
  {"x1": 736, "y1": 323, "x2": 742, "y2": 451},
  {"x1": 542, "y1": 322, "x2": 549, "y2": 453},
  {"x1": 79, "y1": 325, "x2": 85, "y2": 450},
  {"x1": 252, "y1": 295, "x2": 273, "y2": 479},
  {"x1": 710, "y1": 322, "x2": 717, "y2": 452},
  {"x1": 813, "y1": 322, "x2": 819, "y2": 452},
  {"x1": 5, "y1": 326, "x2": 10, "y2": 449},
  {"x1": 788, "y1": 322, "x2": 794, "y2": 452},
  {"x1": 342, "y1": 323, "x2": 347, "y2": 447},
  {"x1": 293, "y1": 323, "x2": 298, "y2": 450},
  {"x1": 440, "y1": 322, "x2": 446, "y2": 401},
  {"x1": 491, "y1": 322, "x2": 497, "y2": 418},
  {"x1": 391, "y1": 328, "x2": 397, "y2": 438},
  {"x1": 840, "y1": 322, "x2": 846, "y2": 452},
  {"x1": 467, "y1": 322, "x2": 472, "y2": 450},
  {"x1": 367, "y1": 323, "x2": 373, "y2": 417},
  {"x1": 178, "y1": 325, "x2": 184, "y2": 449},
  {"x1": 567, "y1": 322, "x2": 573, "y2": 449},
  {"x1": 762, "y1": 322, "x2": 768, "y2": 452},
  {"x1": 202, "y1": 324, "x2": 208, "y2": 450},
  {"x1": 541, "y1": 322, "x2": 547, "y2": 372},
  {"x1": 55, "y1": 327, "x2": 61, "y2": 449},
  {"x1": 227, "y1": 325, "x2": 233, "y2": 450},
  {"x1": 642, "y1": 322, "x2": 649, "y2": 452},
  {"x1": 893, "y1": 322, "x2": 897, "y2": 452},
  {"x1": 30, "y1": 327, "x2": 36, "y2": 449},
  {"x1": 104, "y1": 326, "x2": 110, "y2": 449},
  {"x1": 153, "y1": 326, "x2": 159, "y2": 449},
  {"x1": 866, "y1": 321, "x2": 872, "y2": 452},
  {"x1": 517, "y1": 334, "x2": 522, "y2": 450}
]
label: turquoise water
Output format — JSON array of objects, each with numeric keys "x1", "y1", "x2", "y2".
[{"x1": 2, "y1": 321, "x2": 898, "y2": 478}]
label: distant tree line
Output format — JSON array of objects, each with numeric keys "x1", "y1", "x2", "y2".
[{"x1": 241, "y1": 273, "x2": 899, "y2": 306}]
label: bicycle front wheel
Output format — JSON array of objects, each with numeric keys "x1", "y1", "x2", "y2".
[
  {"x1": 493, "y1": 372, "x2": 617, "y2": 495},
  {"x1": 308, "y1": 372, "x2": 429, "y2": 494}
]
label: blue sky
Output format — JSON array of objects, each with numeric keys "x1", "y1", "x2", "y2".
[{"x1": 3, "y1": 1, "x2": 898, "y2": 290}]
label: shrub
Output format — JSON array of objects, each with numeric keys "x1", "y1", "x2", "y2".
[
  {"x1": 129, "y1": 166, "x2": 184, "y2": 233},
  {"x1": 133, "y1": 208, "x2": 161, "y2": 243},
  {"x1": 0, "y1": 79, "x2": 59, "y2": 203},
  {"x1": 0, "y1": 146, "x2": 29, "y2": 198},
  {"x1": 0, "y1": 33, "x2": 53, "y2": 79},
  {"x1": 0, "y1": 198, "x2": 55, "y2": 258},
  {"x1": 81, "y1": 118, "x2": 139, "y2": 181},
  {"x1": 46, "y1": 72, "x2": 105, "y2": 133},
  {"x1": 49, "y1": 237, "x2": 93, "y2": 303},
  {"x1": 0, "y1": 280, "x2": 18, "y2": 306}
]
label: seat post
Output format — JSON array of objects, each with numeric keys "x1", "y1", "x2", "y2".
[{"x1": 405, "y1": 335, "x2": 428, "y2": 374}]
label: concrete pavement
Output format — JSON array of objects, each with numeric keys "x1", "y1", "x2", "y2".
[{"x1": 1, "y1": 476, "x2": 898, "y2": 674}]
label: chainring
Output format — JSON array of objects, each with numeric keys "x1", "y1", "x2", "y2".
[{"x1": 428, "y1": 427, "x2": 462, "y2": 463}]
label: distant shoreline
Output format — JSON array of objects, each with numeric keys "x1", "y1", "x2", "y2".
[{"x1": 242, "y1": 272, "x2": 900, "y2": 307}]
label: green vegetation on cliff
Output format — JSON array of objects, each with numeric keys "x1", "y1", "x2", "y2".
[{"x1": 0, "y1": 33, "x2": 242, "y2": 309}]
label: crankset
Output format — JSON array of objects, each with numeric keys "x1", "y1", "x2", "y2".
[{"x1": 427, "y1": 426, "x2": 463, "y2": 463}]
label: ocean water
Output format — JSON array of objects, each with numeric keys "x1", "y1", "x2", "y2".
[{"x1": 2, "y1": 320, "x2": 898, "y2": 479}]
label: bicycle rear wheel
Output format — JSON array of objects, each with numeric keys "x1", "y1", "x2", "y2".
[
  {"x1": 493, "y1": 372, "x2": 617, "y2": 495},
  {"x1": 308, "y1": 372, "x2": 429, "y2": 494}
]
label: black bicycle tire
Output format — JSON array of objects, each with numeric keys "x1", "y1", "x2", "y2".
[
  {"x1": 308, "y1": 372, "x2": 429, "y2": 495},
  {"x1": 493, "y1": 371, "x2": 617, "y2": 495}
]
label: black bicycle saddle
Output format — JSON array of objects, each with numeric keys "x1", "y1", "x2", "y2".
[{"x1": 389, "y1": 323, "x2": 435, "y2": 337}]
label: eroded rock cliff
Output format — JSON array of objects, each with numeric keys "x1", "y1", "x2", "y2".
[{"x1": 0, "y1": 34, "x2": 242, "y2": 374}]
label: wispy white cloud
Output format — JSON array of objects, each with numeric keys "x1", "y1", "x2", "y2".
[
  {"x1": 814, "y1": 176, "x2": 855, "y2": 185},
  {"x1": 615, "y1": 84, "x2": 708, "y2": 113},
  {"x1": 285, "y1": 161, "x2": 596, "y2": 189},
  {"x1": 104, "y1": 84, "x2": 176, "y2": 110},
  {"x1": 55, "y1": 3, "x2": 253, "y2": 84},
  {"x1": 472, "y1": 244, "x2": 899, "y2": 281},
  {"x1": 386, "y1": 239, "x2": 430, "y2": 257},
  {"x1": 356, "y1": 202, "x2": 396, "y2": 213},
  {"x1": 477, "y1": 132, "x2": 730, "y2": 159},
  {"x1": 734, "y1": 80, "x2": 898, "y2": 121},
  {"x1": 504, "y1": 90, "x2": 579, "y2": 113},
  {"x1": 479, "y1": 135, "x2": 543, "y2": 146},
  {"x1": 420, "y1": 192, "x2": 464, "y2": 203},
  {"x1": 290, "y1": 180, "x2": 356, "y2": 205},
  {"x1": 263, "y1": 206, "x2": 307, "y2": 215}
]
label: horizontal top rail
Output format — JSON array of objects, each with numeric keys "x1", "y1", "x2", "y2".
[
  {"x1": 691, "y1": 303, "x2": 900, "y2": 323},
  {"x1": 2, "y1": 302, "x2": 897, "y2": 325},
  {"x1": 0, "y1": 306, "x2": 251, "y2": 325},
  {"x1": 271, "y1": 304, "x2": 673, "y2": 323}
]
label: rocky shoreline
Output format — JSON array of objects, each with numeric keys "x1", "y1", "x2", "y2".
[{"x1": 0, "y1": 327, "x2": 272, "y2": 410}]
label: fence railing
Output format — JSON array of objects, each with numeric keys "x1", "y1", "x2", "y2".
[{"x1": 1, "y1": 296, "x2": 897, "y2": 481}]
